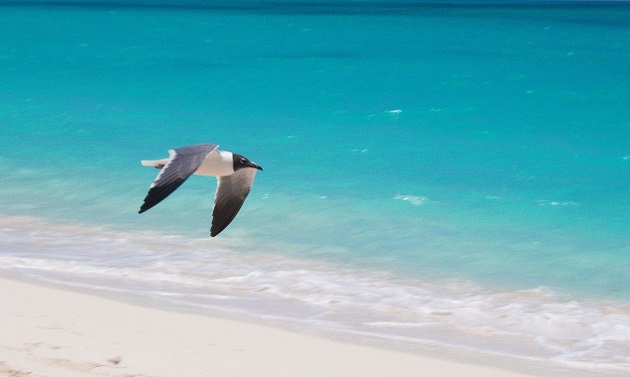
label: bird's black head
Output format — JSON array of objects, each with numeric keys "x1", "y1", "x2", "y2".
[{"x1": 232, "y1": 153, "x2": 263, "y2": 172}]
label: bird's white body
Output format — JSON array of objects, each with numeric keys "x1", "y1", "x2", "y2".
[
  {"x1": 195, "y1": 150, "x2": 235, "y2": 177},
  {"x1": 141, "y1": 150, "x2": 235, "y2": 177}
]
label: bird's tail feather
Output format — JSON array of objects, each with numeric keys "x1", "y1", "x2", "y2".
[{"x1": 141, "y1": 158, "x2": 169, "y2": 169}]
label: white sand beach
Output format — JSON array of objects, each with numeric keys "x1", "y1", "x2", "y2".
[{"x1": 0, "y1": 276, "x2": 541, "y2": 377}]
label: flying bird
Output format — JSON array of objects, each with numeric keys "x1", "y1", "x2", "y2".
[{"x1": 139, "y1": 143, "x2": 262, "y2": 237}]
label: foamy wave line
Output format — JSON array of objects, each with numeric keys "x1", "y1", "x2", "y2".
[{"x1": 1, "y1": 215, "x2": 629, "y2": 374}]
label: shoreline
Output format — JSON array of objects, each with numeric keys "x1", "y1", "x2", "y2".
[
  {"x1": 0, "y1": 215, "x2": 628, "y2": 376},
  {"x1": 1, "y1": 275, "x2": 623, "y2": 377},
  {"x1": 0, "y1": 275, "x2": 543, "y2": 377}
]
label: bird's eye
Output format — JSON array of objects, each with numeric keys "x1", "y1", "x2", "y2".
[{"x1": 240, "y1": 158, "x2": 247, "y2": 163}]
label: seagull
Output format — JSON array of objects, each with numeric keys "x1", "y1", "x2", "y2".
[{"x1": 139, "y1": 143, "x2": 262, "y2": 237}]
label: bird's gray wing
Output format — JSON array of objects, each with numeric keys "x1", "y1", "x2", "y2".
[
  {"x1": 139, "y1": 144, "x2": 218, "y2": 213},
  {"x1": 210, "y1": 168, "x2": 258, "y2": 237}
]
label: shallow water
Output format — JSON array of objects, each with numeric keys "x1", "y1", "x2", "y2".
[
  {"x1": 1, "y1": 215, "x2": 629, "y2": 373},
  {"x1": 0, "y1": 1, "x2": 629, "y2": 373}
]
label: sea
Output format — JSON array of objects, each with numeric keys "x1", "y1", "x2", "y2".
[{"x1": 0, "y1": 0, "x2": 628, "y2": 375}]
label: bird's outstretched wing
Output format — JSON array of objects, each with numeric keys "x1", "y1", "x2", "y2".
[
  {"x1": 211, "y1": 168, "x2": 258, "y2": 237},
  {"x1": 139, "y1": 144, "x2": 218, "y2": 213}
]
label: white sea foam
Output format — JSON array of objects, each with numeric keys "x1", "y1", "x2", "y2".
[
  {"x1": 394, "y1": 194, "x2": 428, "y2": 206},
  {"x1": 0, "y1": 215, "x2": 629, "y2": 374},
  {"x1": 536, "y1": 200, "x2": 580, "y2": 207}
]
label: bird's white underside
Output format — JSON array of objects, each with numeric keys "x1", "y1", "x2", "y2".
[{"x1": 143, "y1": 149, "x2": 235, "y2": 188}]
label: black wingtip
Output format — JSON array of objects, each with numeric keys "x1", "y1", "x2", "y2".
[{"x1": 138, "y1": 203, "x2": 150, "y2": 214}]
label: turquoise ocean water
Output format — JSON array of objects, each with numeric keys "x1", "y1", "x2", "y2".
[{"x1": 1, "y1": 1, "x2": 629, "y2": 374}]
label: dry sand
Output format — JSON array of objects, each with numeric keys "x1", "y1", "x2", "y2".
[{"x1": 0, "y1": 276, "x2": 538, "y2": 377}]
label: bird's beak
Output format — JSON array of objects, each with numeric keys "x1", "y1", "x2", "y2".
[{"x1": 250, "y1": 162, "x2": 263, "y2": 171}]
